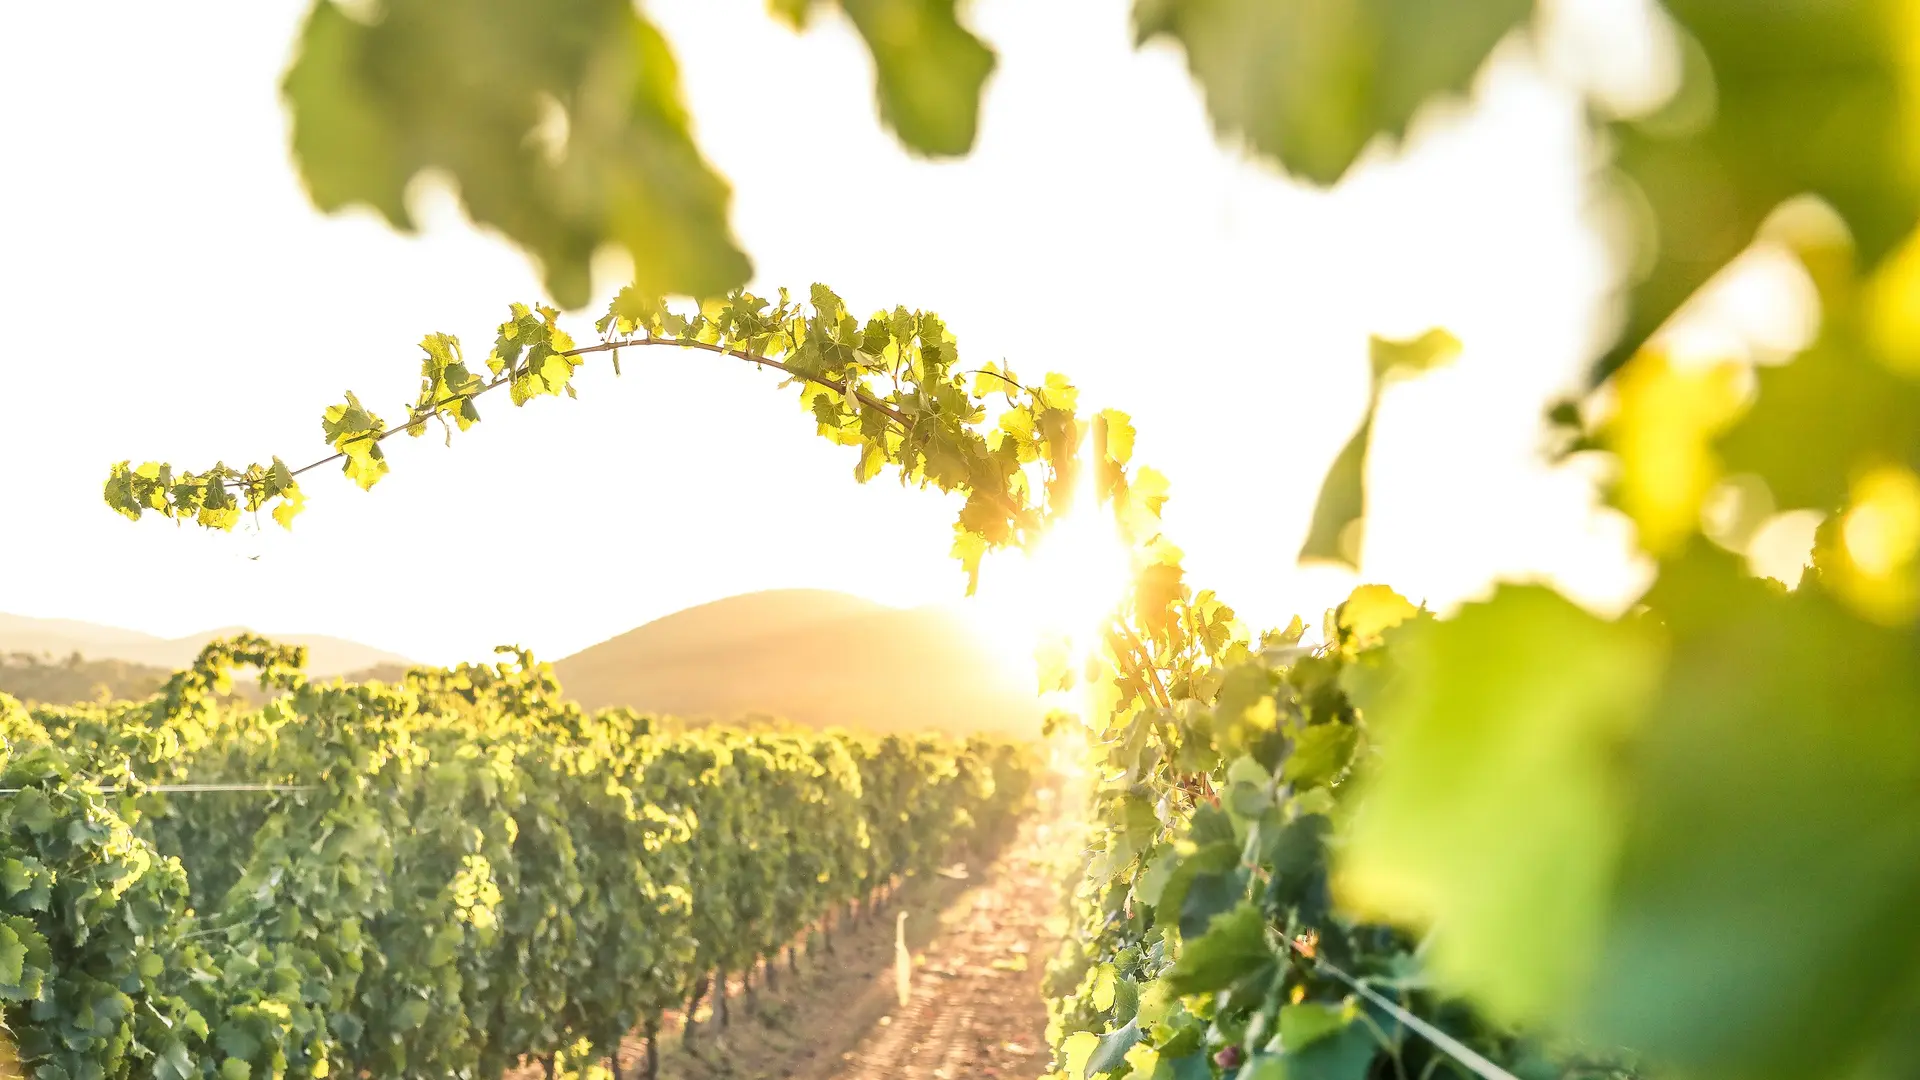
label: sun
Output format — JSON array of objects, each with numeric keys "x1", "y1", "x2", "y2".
[{"x1": 947, "y1": 472, "x2": 1135, "y2": 707}]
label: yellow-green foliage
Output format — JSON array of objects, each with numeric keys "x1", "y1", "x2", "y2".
[{"x1": 4, "y1": 640, "x2": 1031, "y2": 1080}]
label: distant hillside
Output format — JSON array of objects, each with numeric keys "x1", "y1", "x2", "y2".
[
  {"x1": 0, "y1": 651, "x2": 173, "y2": 705},
  {"x1": 0, "y1": 649, "x2": 417, "y2": 707},
  {"x1": 0, "y1": 612, "x2": 413, "y2": 677},
  {"x1": 0, "y1": 594, "x2": 1047, "y2": 734},
  {"x1": 554, "y1": 590, "x2": 1043, "y2": 738}
]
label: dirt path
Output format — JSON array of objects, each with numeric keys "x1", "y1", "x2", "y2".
[
  {"x1": 616, "y1": 785, "x2": 1077, "y2": 1080},
  {"x1": 825, "y1": 791, "x2": 1075, "y2": 1080}
]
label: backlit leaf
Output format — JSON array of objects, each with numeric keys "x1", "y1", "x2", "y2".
[
  {"x1": 1581, "y1": 555, "x2": 1920, "y2": 1077},
  {"x1": 284, "y1": 0, "x2": 749, "y2": 308},
  {"x1": 1599, "y1": 0, "x2": 1920, "y2": 377},
  {"x1": 1338, "y1": 585, "x2": 1662, "y2": 1024},
  {"x1": 1134, "y1": 0, "x2": 1530, "y2": 184}
]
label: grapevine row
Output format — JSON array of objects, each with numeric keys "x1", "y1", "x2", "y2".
[
  {"x1": 107, "y1": 283, "x2": 1599, "y2": 1080},
  {"x1": 0, "y1": 637, "x2": 1033, "y2": 1080}
]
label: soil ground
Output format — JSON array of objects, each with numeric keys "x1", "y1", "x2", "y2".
[{"x1": 584, "y1": 785, "x2": 1079, "y2": 1080}]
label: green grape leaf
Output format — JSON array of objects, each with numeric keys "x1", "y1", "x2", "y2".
[
  {"x1": 840, "y1": 0, "x2": 996, "y2": 156},
  {"x1": 1283, "y1": 1018, "x2": 1380, "y2": 1080},
  {"x1": 152, "y1": 1039, "x2": 195, "y2": 1080},
  {"x1": 283, "y1": 0, "x2": 749, "y2": 308},
  {"x1": 1164, "y1": 1054, "x2": 1213, "y2": 1080},
  {"x1": 1134, "y1": 0, "x2": 1531, "y2": 184},
  {"x1": 1278, "y1": 1002, "x2": 1349, "y2": 1050},
  {"x1": 1189, "y1": 803, "x2": 1236, "y2": 847},
  {"x1": 0, "y1": 923, "x2": 26, "y2": 992},
  {"x1": 1152, "y1": 841, "x2": 1237, "y2": 940},
  {"x1": 1135, "y1": 847, "x2": 1179, "y2": 907},
  {"x1": 215, "y1": 1024, "x2": 262, "y2": 1062},
  {"x1": 1262, "y1": 813, "x2": 1330, "y2": 914},
  {"x1": 1165, "y1": 902, "x2": 1272, "y2": 994},
  {"x1": 271, "y1": 481, "x2": 307, "y2": 530},
  {"x1": 1179, "y1": 861, "x2": 1249, "y2": 941},
  {"x1": 1301, "y1": 331, "x2": 1459, "y2": 566},
  {"x1": 0, "y1": 860, "x2": 29, "y2": 902},
  {"x1": 1085, "y1": 1019, "x2": 1143, "y2": 1079},
  {"x1": 1280, "y1": 724, "x2": 1357, "y2": 789},
  {"x1": 1298, "y1": 420, "x2": 1370, "y2": 566},
  {"x1": 1367, "y1": 328, "x2": 1462, "y2": 382},
  {"x1": 1580, "y1": 554, "x2": 1920, "y2": 1077},
  {"x1": 7, "y1": 792, "x2": 53, "y2": 836},
  {"x1": 1337, "y1": 585, "x2": 1662, "y2": 1024},
  {"x1": 1598, "y1": 0, "x2": 1920, "y2": 379},
  {"x1": 321, "y1": 391, "x2": 390, "y2": 490}
]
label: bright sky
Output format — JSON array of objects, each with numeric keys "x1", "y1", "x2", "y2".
[{"x1": 0, "y1": 0, "x2": 1662, "y2": 667}]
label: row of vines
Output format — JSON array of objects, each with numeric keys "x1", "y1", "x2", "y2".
[
  {"x1": 0, "y1": 636, "x2": 1033, "y2": 1080},
  {"x1": 110, "y1": 276, "x2": 1641, "y2": 1080},
  {"x1": 112, "y1": 276, "x2": 1624, "y2": 1080}
]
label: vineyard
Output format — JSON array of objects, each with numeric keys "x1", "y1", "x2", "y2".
[
  {"x1": 12, "y1": 0, "x2": 1920, "y2": 1079},
  {"x1": 0, "y1": 636, "x2": 1033, "y2": 1080}
]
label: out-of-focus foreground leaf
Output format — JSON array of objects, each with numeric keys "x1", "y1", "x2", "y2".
[
  {"x1": 1133, "y1": 0, "x2": 1532, "y2": 185},
  {"x1": 1580, "y1": 551, "x2": 1920, "y2": 1079},
  {"x1": 285, "y1": 0, "x2": 750, "y2": 309},
  {"x1": 1597, "y1": 348, "x2": 1747, "y2": 557},
  {"x1": 1598, "y1": 0, "x2": 1920, "y2": 379},
  {"x1": 1300, "y1": 329, "x2": 1459, "y2": 566},
  {"x1": 1719, "y1": 312, "x2": 1920, "y2": 515},
  {"x1": 835, "y1": 0, "x2": 996, "y2": 157},
  {"x1": 1604, "y1": 211, "x2": 1920, "y2": 621},
  {"x1": 1336, "y1": 585, "x2": 1662, "y2": 1025}
]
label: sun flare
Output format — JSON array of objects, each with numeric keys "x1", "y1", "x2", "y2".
[{"x1": 947, "y1": 474, "x2": 1135, "y2": 710}]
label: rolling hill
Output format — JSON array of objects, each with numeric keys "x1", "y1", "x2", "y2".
[
  {"x1": 0, "y1": 612, "x2": 413, "y2": 678},
  {"x1": 0, "y1": 593, "x2": 1048, "y2": 737},
  {"x1": 553, "y1": 589, "x2": 1045, "y2": 738}
]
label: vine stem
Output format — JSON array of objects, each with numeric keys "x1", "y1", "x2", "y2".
[
  {"x1": 1113, "y1": 617, "x2": 1173, "y2": 711},
  {"x1": 245, "y1": 336, "x2": 912, "y2": 489},
  {"x1": 217, "y1": 329, "x2": 1050, "y2": 561}
]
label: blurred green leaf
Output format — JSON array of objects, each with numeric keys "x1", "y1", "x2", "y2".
[
  {"x1": 842, "y1": 0, "x2": 996, "y2": 156},
  {"x1": 1301, "y1": 332, "x2": 1459, "y2": 566},
  {"x1": 1599, "y1": 0, "x2": 1920, "y2": 378},
  {"x1": 1134, "y1": 0, "x2": 1530, "y2": 184},
  {"x1": 1179, "y1": 860, "x2": 1249, "y2": 941},
  {"x1": 1299, "y1": 419, "x2": 1371, "y2": 567},
  {"x1": 284, "y1": 0, "x2": 749, "y2": 308},
  {"x1": 1367, "y1": 329, "x2": 1462, "y2": 382},
  {"x1": 1599, "y1": 349, "x2": 1747, "y2": 556},
  {"x1": 1581, "y1": 553, "x2": 1920, "y2": 1077},
  {"x1": 1278, "y1": 1002, "x2": 1348, "y2": 1050},
  {"x1": 1337, "y1": 585, "x2": 1662, "y2": 1024},
  {"x1": 1279, "y1": 724, "x2": 1355, "y2": 789},
  {"x1": 1719, "y1": 309, "x2": 1920, "y2": 513},
  {"x1": 1283, "y1": 1017, "x2": 1378, "y2": 1080},
  {"x1": 767, "y1": 0, "x2": 993, "y2": 156}
]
